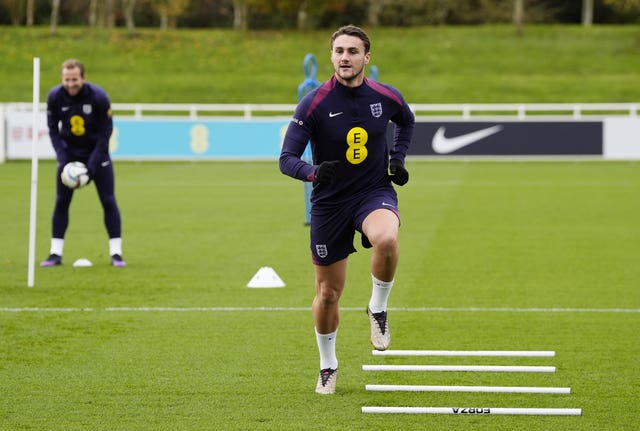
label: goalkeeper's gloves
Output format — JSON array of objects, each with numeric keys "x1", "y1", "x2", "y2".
[
  {"x1": 389, "y1": 159, "x2": 409, "y2": 186},
  {"x1": 315, "y1": 160, "x2": 339, "y2": 184}
]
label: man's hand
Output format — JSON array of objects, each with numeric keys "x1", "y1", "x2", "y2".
[
  {"x1": 389, "y1": 159, "x2": 409, "y2": 186},
  {"x1": 315, "y1": 160, "x2": 339, "y2": 184}
]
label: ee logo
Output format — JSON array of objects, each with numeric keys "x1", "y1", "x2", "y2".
[
  {"x1": 70, "y1": 115, "x2": 86, "y2": 136},
  {"x1": 190, "y1": 124, "x2": 209, "y2": 154},
  {"x1": 345, "y1": 127, "x2": 368, "y2": 164}
]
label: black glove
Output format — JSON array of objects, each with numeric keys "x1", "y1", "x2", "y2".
[
  {"x1": 389, "y1": 159, "x2": 409, "y2": 186},
  {"x1": 315, "y1": 160, "x2": 339, "y2": 184}
]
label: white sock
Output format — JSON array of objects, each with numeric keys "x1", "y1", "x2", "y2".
[
  {"x1": 50, "y1": 238, "x2": 64, "y2": 256},
  {"x1": 315, "y1": 329, "x2": 338, "y2": 370},
  {"x1": 368, "y1": 274, "x2": 394, "y2": 313},
  {"x1": 109, "y1": 238, "x2": 122, "y2": 256}
]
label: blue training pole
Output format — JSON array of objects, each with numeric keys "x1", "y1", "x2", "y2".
[{"x1": 297, "y1": 54, "x2": 320, "y2": 225}]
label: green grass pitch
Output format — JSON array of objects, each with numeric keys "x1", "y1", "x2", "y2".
[{"x1": 1, "y1": 160, "x2": 639, "y2": 430}]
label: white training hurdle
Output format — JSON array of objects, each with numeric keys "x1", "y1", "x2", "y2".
[
  {"x1": 362, "y1": 348, "x2": 580, "y2": 417},
  {"x1": 362, "y1": 364, "x2": 556, "y2": 373},
  {"x1": 362, "y1": 407, "x2": 582, "y2": 416},
  {"x1": 365, "y1": 384, "x2": 570, "y2": 394},
  {"x1": 371, "y1": 349, "x2": 555, "y2": 357}
]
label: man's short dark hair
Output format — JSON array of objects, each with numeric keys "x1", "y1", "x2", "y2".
[
  {"x1": 62, "y1": 59, "x2": 85, "y2": 77},
  {"x1": 331, "y1": 25, "x2": 371, "y2": 53}
]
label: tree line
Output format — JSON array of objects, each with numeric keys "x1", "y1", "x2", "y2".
[{"x1": 1, "y1": 0, "x2": 638, "y2": 34}]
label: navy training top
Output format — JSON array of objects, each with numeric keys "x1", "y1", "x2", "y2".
[
  {"x1": 46, "y1": 82, "x2": 113, "y2": 174},
  {"x1": 279, "y1": 76, "x2": 415, "y2": 205}
]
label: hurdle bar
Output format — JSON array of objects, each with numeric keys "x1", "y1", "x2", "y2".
[
  {"x1": 372, "y1": 350, "x2": 555, "y2": 357},
  {"x1": 362, "y1": 407, "x2": 582, "y2": 416},
  {"x1": 365, "y1": 384, "x2": 570, "y2": 394},
  {"x1": 362, "y1": 364, "x2": 556, "y2": 372}
]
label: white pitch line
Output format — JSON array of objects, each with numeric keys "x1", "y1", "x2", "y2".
[
  {"x1": 365, "y1": 384, "x2": 570, "y2": 394},
  {"x1": 0, "y1": 306, "x2": 638, "y2": 313},
  {"x1": 372, "y1": 350, "x2": 555, "y2": 357},
  {"x1": 385, "y1": 307, "x2": 638, "y2": 313},
  {"x1": 0, "y1": 307, "x2": 95, "y2": 312},
  {"x1": 362, "y1": 364, "x2": 555, "y2": 373},
  {"x1": 104, "y1": 307, "x2": 311, "y2": 312},
  {"x1": 361, "y1": 407, "x2": 582, "y2": 416}
]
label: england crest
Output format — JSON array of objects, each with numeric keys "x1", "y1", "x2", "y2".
[
  {"x1": 316, "y1": 244, "x2": 328, "y2": 258},
  {"x1": 370, "y1": 102, "x2": 382, "y2": 118},
  {"x1": 83, "y1": 104, "x2": 92, "y2": 114}
]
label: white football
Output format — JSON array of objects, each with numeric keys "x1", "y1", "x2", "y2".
[{"x1": 61, "y1": 161, "x2": 90, "y2": 189}]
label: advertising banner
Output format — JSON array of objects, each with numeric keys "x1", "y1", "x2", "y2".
[
  {"x1": 5, "y1": 112, "x2": 289, "y2": 160},
  {"x1": 392, "y1": 121, "x2": 603, "y2": 156},
  {"x1": 111, "y1": 119, "x2": 289, "y2": 159},
  {"x1": 5, "y1": 111, "x2": 55, "y2": 159},
  {"x1": 603, "y1": 118, "x2": 640, "y2": 160},
  {"x1": 6, "y1": 113, "x2": 639, "y2": 160}
]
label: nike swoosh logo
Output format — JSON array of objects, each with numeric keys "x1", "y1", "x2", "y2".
[
  {"x1": 329, "y1": 112, "x2": 344, "y2": 118},
  {"x1": 101, "y1": 160, "x2": 111, "y2": 167},
  {"x1": 381, "y1": 202, "x2": 397, "y2": 209},
  {"x1": 62, "y1": 107, "x2": 70, "y2": 111},
  {"x1": 432, "y1": 125, "x2": 504, "y2": 154}
]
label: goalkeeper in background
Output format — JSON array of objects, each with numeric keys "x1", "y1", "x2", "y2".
[
  {"x1": 40, "y1": 59, "x2": 126, "y2": 268},
  {"x1": 279, "y1": 25, "x2": 415, "y2": 394}
]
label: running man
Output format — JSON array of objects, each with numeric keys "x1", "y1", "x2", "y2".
[{"x1": 279, "y1": 25, "x2": 415, "y2": 394}]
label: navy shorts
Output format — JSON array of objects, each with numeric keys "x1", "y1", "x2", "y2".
[{"x1": 309, "y1": 186, "x2": 400, "y2": 265}]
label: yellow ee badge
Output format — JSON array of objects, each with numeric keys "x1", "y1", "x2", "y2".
[{"x1": 346, "y1": 127, "x2": 368, "y2": 164}]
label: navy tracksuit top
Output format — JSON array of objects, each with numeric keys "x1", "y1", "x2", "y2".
[
  {"x1": 280, "y1": 76, "x2": 415, "y2": 205},
  {"x1": 47, "y1": 82, "x2": 113, "y2": 175}
]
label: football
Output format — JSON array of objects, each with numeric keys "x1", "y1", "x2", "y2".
[{"x1": 61, "y1": 161, "x2": 90, "y2": 189}]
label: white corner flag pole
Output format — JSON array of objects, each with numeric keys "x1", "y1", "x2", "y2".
[{"x1": 27, "y1": 57, "x2": 40, "y2": 288}]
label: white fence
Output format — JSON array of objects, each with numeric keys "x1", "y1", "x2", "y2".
[
  {"x1": 2, "y1": 102, "x2": 639, "y2": 162},
  {"x1": 3, "y1": 102, "x2": 639, "y2": 119}
]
